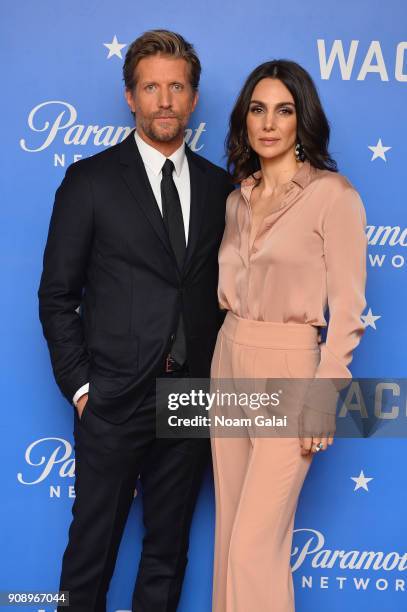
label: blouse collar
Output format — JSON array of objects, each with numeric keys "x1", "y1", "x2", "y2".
[{"x1": 240, "y1": 159, "x2": 314, "y2": 202}]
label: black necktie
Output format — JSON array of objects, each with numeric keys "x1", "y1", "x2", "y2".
[
  {"x1": 161, "y1": 159, "x2": 186, "y2": 267},
  {"x1": 160, "y1": 158, "x2": 187, "y2": 365}
]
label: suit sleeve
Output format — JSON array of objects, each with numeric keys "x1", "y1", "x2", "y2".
[
  {"x1": 299, "y1": 187, "x2": 368, "y2": 437},
  {"x1": 224, "y1": 170, "x2": 235, "y2": 198},
  {"x1": 38, "y1": 163, "x2": 94, "y2": 405},
  {"x1": 217, "y1": 173, "x2": 235, "y2": 329}
]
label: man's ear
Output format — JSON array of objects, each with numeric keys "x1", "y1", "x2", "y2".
[
  {"x1": 191, "y1": 89, "x2": 199, "y2": 112},
  {"x1": 124, "y1": 88, "x2": 135, "y2": 114}
]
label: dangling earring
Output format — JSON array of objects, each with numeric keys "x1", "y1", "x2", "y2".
[
  {"x1": 243, "y1": 144, "x2": 251, "y2": 160},
  {"x1": 295, "y1": 141, "x2": 305, "y2": 162}
]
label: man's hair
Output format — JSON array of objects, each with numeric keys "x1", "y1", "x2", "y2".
[{"x1": 123, "y1": 29, "x2": 201, "y2": 91}]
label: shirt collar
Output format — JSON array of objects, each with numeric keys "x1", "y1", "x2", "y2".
[
  {"x1": 290, "y1": 159, "x2": 313, "y2": 189},
  {"x1": 241, "y1": 159, "x2": 313, "y2": 201},
  {"x1": 134, "y1": 129, "x2": 186, "y2": 177}
]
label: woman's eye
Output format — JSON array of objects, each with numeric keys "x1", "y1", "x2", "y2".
[
  {"x1": 250, "y1": 106, "x2": 263, "y2": 114},
  {"x1": 279, "y1": 107, "x2": 293, "y2": 115}
]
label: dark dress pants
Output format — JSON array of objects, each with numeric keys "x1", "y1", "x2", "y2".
[{"x1": 57, "y1": 366, "x2": 209, "y2": 612}]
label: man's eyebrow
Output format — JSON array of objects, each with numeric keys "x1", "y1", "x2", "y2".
[{"x1": 140, "y1": 79, "x2": 186, "y2": 86}]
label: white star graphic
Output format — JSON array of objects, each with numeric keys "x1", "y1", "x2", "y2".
[
  {"x1": 368, "y1": 138, "x2": 391, "y2": 161},
  {"x1": 103, "y1": 35, "x2": 126, "y2": 59},
  {"x1": 351, "y1": 470, "x2": 373, "y2": 491},
  {"x1": 361, "y1": 308, "x2": 381, "y2": 330}
]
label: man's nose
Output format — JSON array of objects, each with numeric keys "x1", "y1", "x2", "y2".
[{"x1": 158, "y1": 87, "x2": 172, "y2": 108}]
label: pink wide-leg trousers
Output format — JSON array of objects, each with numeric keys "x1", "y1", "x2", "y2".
[{"x1": 210, "y1": 311, "x2": 321, "y2": 612}]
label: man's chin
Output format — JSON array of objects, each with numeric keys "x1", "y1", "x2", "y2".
[
  {"x1": 154, "y1": 133, "x2": 180, "y2": 143},
  {"x1": 145, "y1": 124, "x2": 184, "y2": 144}
]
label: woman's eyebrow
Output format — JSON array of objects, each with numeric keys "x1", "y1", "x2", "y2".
[{"x1": 249, "y1": 100, "x2": 295, "y2": 107}]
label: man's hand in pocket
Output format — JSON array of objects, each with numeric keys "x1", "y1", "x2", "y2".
[{"x1": 76, "y1": 393, "x2": 89, "y2": 420}]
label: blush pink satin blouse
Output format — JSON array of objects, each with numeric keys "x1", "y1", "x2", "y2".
[{"x1": 217, "y1": 160, "x2": 368, "y2": 380}]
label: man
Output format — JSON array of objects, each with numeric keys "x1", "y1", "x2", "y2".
[{"x1": 38, "y1": 29, "x2": 233, "y2": 612}]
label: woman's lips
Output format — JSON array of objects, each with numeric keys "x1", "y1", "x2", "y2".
[{"x1": 259, "y1": 138, "x2": 280, "y2": 145}]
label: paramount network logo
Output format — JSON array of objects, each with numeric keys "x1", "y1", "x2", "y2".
[
  {"x1": 317, "y1": 40, "x2": 407, "y2": 81},
  {"x1": 19, "y1": 101, "x2": 206, "y2": 165},
  {"x1": 17, "y1": 437, "x2": 139, "y2": 500},
  {"x1": 292, "y1": 528, "x2": 407, "y2": 592},
  {"x1": 367, "y1": 225, "x2": 407, "y2": 269},
  {"x1": 17, "y1": 437, "x2": 75, "y2": 498}
]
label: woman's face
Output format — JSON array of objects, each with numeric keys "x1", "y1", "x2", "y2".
[{"x1": 246, "y1": 78, "x2": 298, "y2": 162}]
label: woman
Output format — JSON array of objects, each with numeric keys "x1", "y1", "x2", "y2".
[{"x1": 210, "y1": 60, "x2": 367, "y2": 612}]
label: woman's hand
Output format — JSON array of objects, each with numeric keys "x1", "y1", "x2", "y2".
[
  {"x1": 300, "y1": 434, "x2": 334, "y2": 455},
  {"x1": 298, "y1": 404, "x2": 336, "y2": 454}
]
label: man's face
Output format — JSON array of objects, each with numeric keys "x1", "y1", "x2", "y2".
[{"x1": 125, "y1": 54, "x2": 198, "y2": 147}]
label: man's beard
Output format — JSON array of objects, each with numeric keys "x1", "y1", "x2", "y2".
[{"x1": 139, "y1": 113, "x2": 186, "y2": 143}]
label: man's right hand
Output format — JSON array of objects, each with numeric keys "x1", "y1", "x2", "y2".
[{"x1": 76, "y1": 393, "x2": 89, "y2": 420}]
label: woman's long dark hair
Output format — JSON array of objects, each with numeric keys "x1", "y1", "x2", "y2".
[{"x1": 226, "y1": 59, "x2": 337, "y2": 182}]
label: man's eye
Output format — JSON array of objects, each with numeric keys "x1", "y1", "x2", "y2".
[
  {"x1": 172, "y1": 83, "x2": 183, "y2": 91},
  {"x1": 145, "y1": 84, "x2": 156, "y2": 91}
]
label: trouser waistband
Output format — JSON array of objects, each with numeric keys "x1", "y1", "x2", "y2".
[{"x1": 221, "y1": 311, "x2": 319, "y2": 350}]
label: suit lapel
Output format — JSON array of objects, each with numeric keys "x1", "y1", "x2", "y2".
[
  {"x1": 119, "y1": 131, "x2": 174, "y2": 261},
  {"x1": 182, "y1": 145, "x2": 208, "y2": 277},
  {"x1": 119, "y1": 131, "x2": 208, "y2": 279}
]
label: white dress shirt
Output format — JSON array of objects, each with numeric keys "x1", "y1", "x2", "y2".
[
  {"x1": 134, "y1": 130, "x2": 190, "y2": 243},
  {"x1": 72, "y1": 129, "x2": 191, "y2": 407}
]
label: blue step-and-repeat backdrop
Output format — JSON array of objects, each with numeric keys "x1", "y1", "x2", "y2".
[{"x1": 2, "y1": 1, "x2": 406, "y2": 611}]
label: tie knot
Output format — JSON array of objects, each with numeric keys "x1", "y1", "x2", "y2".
[{"x1": 162, "y1": 158, "x2": 175, "y2": 177}]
